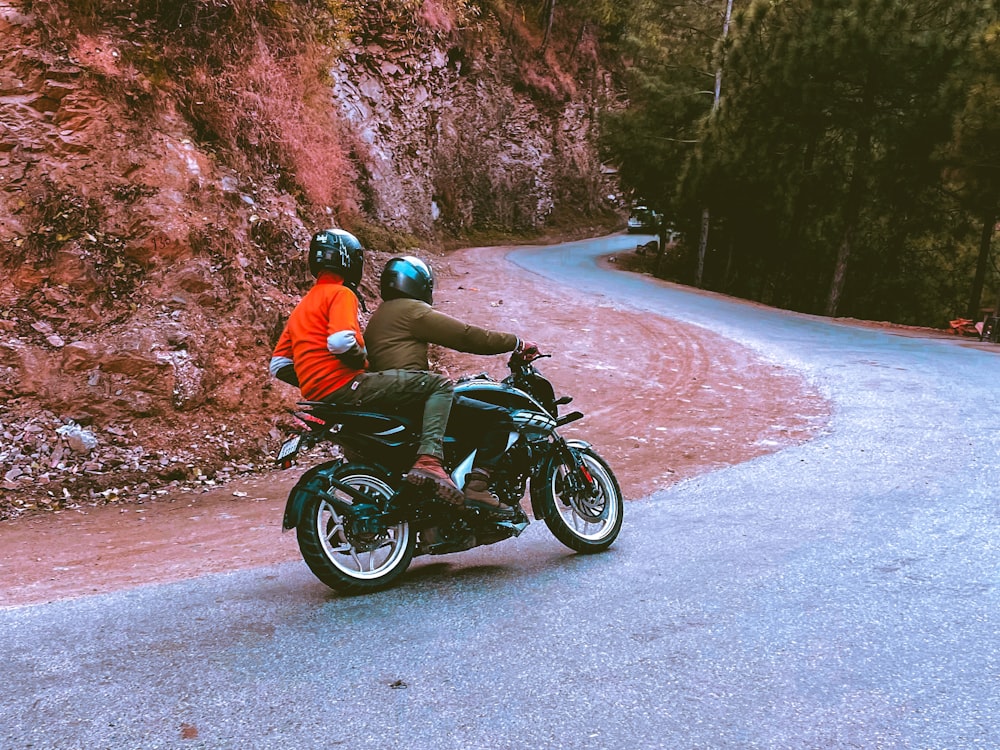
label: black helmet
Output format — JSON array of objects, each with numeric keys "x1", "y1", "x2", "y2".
[
  {"x1": 308, "y1": 229, "x2": 364, "y2": 286},
  {"x1": 380, "y1": 256, "x2": 434, "y2": 304}
]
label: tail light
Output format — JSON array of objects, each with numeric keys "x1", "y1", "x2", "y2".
[{"x1": 294, "y1": 410, "x2": 327, "y2": 430}]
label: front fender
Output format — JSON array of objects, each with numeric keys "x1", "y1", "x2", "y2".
[{"x1": 528, "y1": 438, "x2": 593, "y2": 522}]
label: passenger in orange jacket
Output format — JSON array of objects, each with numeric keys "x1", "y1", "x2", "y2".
[{"x1": 269, "y1": 229, "x2": 463, "y2": 504}]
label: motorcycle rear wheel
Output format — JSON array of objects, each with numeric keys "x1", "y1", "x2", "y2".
[
  {"x1": 534, "y1": 445, "x2": 623, "y2": 553},
  {"x1": 295, "y1": 464, "x2": 415, "y2": 595}
]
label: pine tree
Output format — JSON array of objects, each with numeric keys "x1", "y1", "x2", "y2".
[
  {"x1": 948, "y1": 23, "x2": 1000, "y2": 318},
  {"x1": 690, "y1": 0, "x2": 993, "y2": 318}
]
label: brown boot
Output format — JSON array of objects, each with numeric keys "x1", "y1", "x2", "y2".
[
  {"x1": 463, "y1": 469, "x2": 517, "y2": 519},
  {"x1": 405, "y1": 454, "x2": 464, "y2": 506}
]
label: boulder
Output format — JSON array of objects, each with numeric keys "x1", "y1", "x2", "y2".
[
  {"x1": 102, "y1": 349, "x2": 171, "y2": 381},
  {"x1": 61, "y1": 340, "x2": 102, "y2": 372},
  {"x1": 49, "y1": 245, "x2": 98, "y2": 295}
]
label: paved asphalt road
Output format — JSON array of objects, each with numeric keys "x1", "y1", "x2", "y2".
[{"x1": 3, "y1": 234, "x2": 999, "y2": 750}]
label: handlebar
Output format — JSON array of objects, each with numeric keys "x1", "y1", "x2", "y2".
[{"x1": 507, "y1": 350, "x2": 549, "y2": 368}]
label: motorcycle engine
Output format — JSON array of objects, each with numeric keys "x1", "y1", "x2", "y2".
[{"x1": 419, "y1": 519, "x2": 476, "y2": 555}]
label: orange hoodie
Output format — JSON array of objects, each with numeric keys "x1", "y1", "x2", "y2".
[{"x1": 271, "y1": 273, "x2": 366, "y2": 400}]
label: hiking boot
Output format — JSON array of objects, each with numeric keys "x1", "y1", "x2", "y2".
[
  {"x1": 463, "y1": 469, "x2": 517, "y2": 520},
  {"x1": 405, "y1": 454, "x2": 464, "y2": 506}
]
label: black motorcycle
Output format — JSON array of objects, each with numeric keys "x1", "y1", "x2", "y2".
[{"x1": 275, "y1": 351, "x2": 624, "y2": 594}]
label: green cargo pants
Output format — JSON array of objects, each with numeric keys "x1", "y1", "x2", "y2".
[{"x1": 325, "y1": 369, "x2": 454, "y2": 460}]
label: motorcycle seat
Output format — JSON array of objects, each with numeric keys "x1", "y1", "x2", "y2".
[{"x1": 298, "y1": 402, "x2": 418, "y2": 432}]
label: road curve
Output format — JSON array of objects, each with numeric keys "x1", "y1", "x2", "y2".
[
  {"x1": 2, "y1": 234, "x2": 998, "y2": 750},
  {"x1": 511, "y1": 234, "x2": 1000, "y2": 747}
]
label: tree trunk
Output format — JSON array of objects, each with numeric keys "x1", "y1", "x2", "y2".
[
  {"x1": 541, "y1": 0, "x2": 556, "y2": 53},
  {"x1": 723, "y1": 235, "x2": 735, "y2": 291},
  {"x1": 696, "y1": 206, "x2": 710, "y2": 286},
  {"x1": 786, "y1": 136, "x2": 817, "y2": 259},
  {"x1": 655, "y1": 215, "x2": 668, "y2": 276},
  {"x1": 570, "y1": 20, "x2": 586, "y2": 61},
  {"x1": 696, "y1": 0, "x2": 734, "y2": 289},
  {"x1": 826, "y1": 220, "x2": 858, "y2": 317},
  {"x1": 966, "y1": 207, "x2": 997, "y2": 319},
  {"x1": 825, "y1": 84, "x2": 873, "y2": 318}
]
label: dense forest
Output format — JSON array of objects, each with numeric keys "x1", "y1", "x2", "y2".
[{"x1": 596, "y1": 0, "x2": 1000, "y2": 326}]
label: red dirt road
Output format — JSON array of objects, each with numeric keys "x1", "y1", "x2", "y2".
[{"x1": 0, "y1": 245, "x2": 829, "y2": 607}]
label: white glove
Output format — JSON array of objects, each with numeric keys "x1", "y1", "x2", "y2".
[{"x1": 327, "y1": 330, "x2": 357, "y2": 354}]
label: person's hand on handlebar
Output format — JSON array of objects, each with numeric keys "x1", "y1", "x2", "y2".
[{"x1": 509, "y1": 338, "x2": 543, "y2": 365}]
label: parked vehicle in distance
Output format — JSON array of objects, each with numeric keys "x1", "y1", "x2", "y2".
[{"x1": 627, "y1": 205, "x2": 662, "y2": 234}]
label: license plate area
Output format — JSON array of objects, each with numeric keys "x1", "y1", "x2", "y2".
[{"x1": 276, "y1": 435, "x2": 301, "y2": 463}]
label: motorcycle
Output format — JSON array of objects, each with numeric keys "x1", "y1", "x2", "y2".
[{"x1": 275, "y1": 350, "x2": 624, "y2": 594}]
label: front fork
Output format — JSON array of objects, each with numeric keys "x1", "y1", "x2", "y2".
[
  {"x1": 530, "y1": 437, "x2": 598, "y2": 522},
  {"x1": 555, "y1": 438, "x2": 598, "y2": 498}
]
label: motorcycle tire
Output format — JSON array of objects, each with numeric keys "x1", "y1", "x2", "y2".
[
  {"x1": 295, "y1": 463, "x2": 416, "y2": 595},
  {"x1": 533, "y1": 445, "x2": 623, "y2": 554}
]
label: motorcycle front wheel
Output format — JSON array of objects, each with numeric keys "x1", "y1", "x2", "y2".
[
  {"x1": 533, "y1": 445, "x2": 623, "y2": 553},
  {"x1": 295, "y1": 464, "x2": 415, "y2": 595}
]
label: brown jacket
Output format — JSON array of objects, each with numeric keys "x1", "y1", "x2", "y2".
[{"x1": 365, "y1": 297, "x2": 517, "y2": 371}]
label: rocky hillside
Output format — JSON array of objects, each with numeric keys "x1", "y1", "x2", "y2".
[{"x1": 0, "y1": 0, "x2": 622, "y2": 517}]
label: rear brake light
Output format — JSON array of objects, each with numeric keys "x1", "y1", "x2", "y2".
[{"x1": 296, "y1": 411, "x2": 326, "y2": 426}]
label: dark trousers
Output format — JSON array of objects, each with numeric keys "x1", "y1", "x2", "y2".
[{"x1": 325, "y1": 370, "x2": 454, "y2": 460}]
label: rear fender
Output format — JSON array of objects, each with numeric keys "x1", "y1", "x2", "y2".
[{"x1": 282, "y1": 461, "x2": 373, "y2": 530}]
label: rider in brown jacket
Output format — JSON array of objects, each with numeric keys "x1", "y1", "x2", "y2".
[{"x1": 365, "y1": 256, "x2": 538, "y2": 518}]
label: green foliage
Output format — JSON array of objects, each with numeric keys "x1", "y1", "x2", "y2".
[
  {"x1": 944, "y1": 22, "x2": 1000, "y2": 315},
  {"x1": 601, "y1": 0, "x2": 723, "y2": 205},
  {"x1": 950, "y1": 27, "x2": 1000, "y2": 210},
  {"x1": 603, "y1": 0, "x2": 1000, "y2": 326}
]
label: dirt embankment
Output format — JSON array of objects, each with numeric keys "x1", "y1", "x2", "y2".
[{"x1": 0, "y1": 245, "x2": 830, "y2": 607}]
